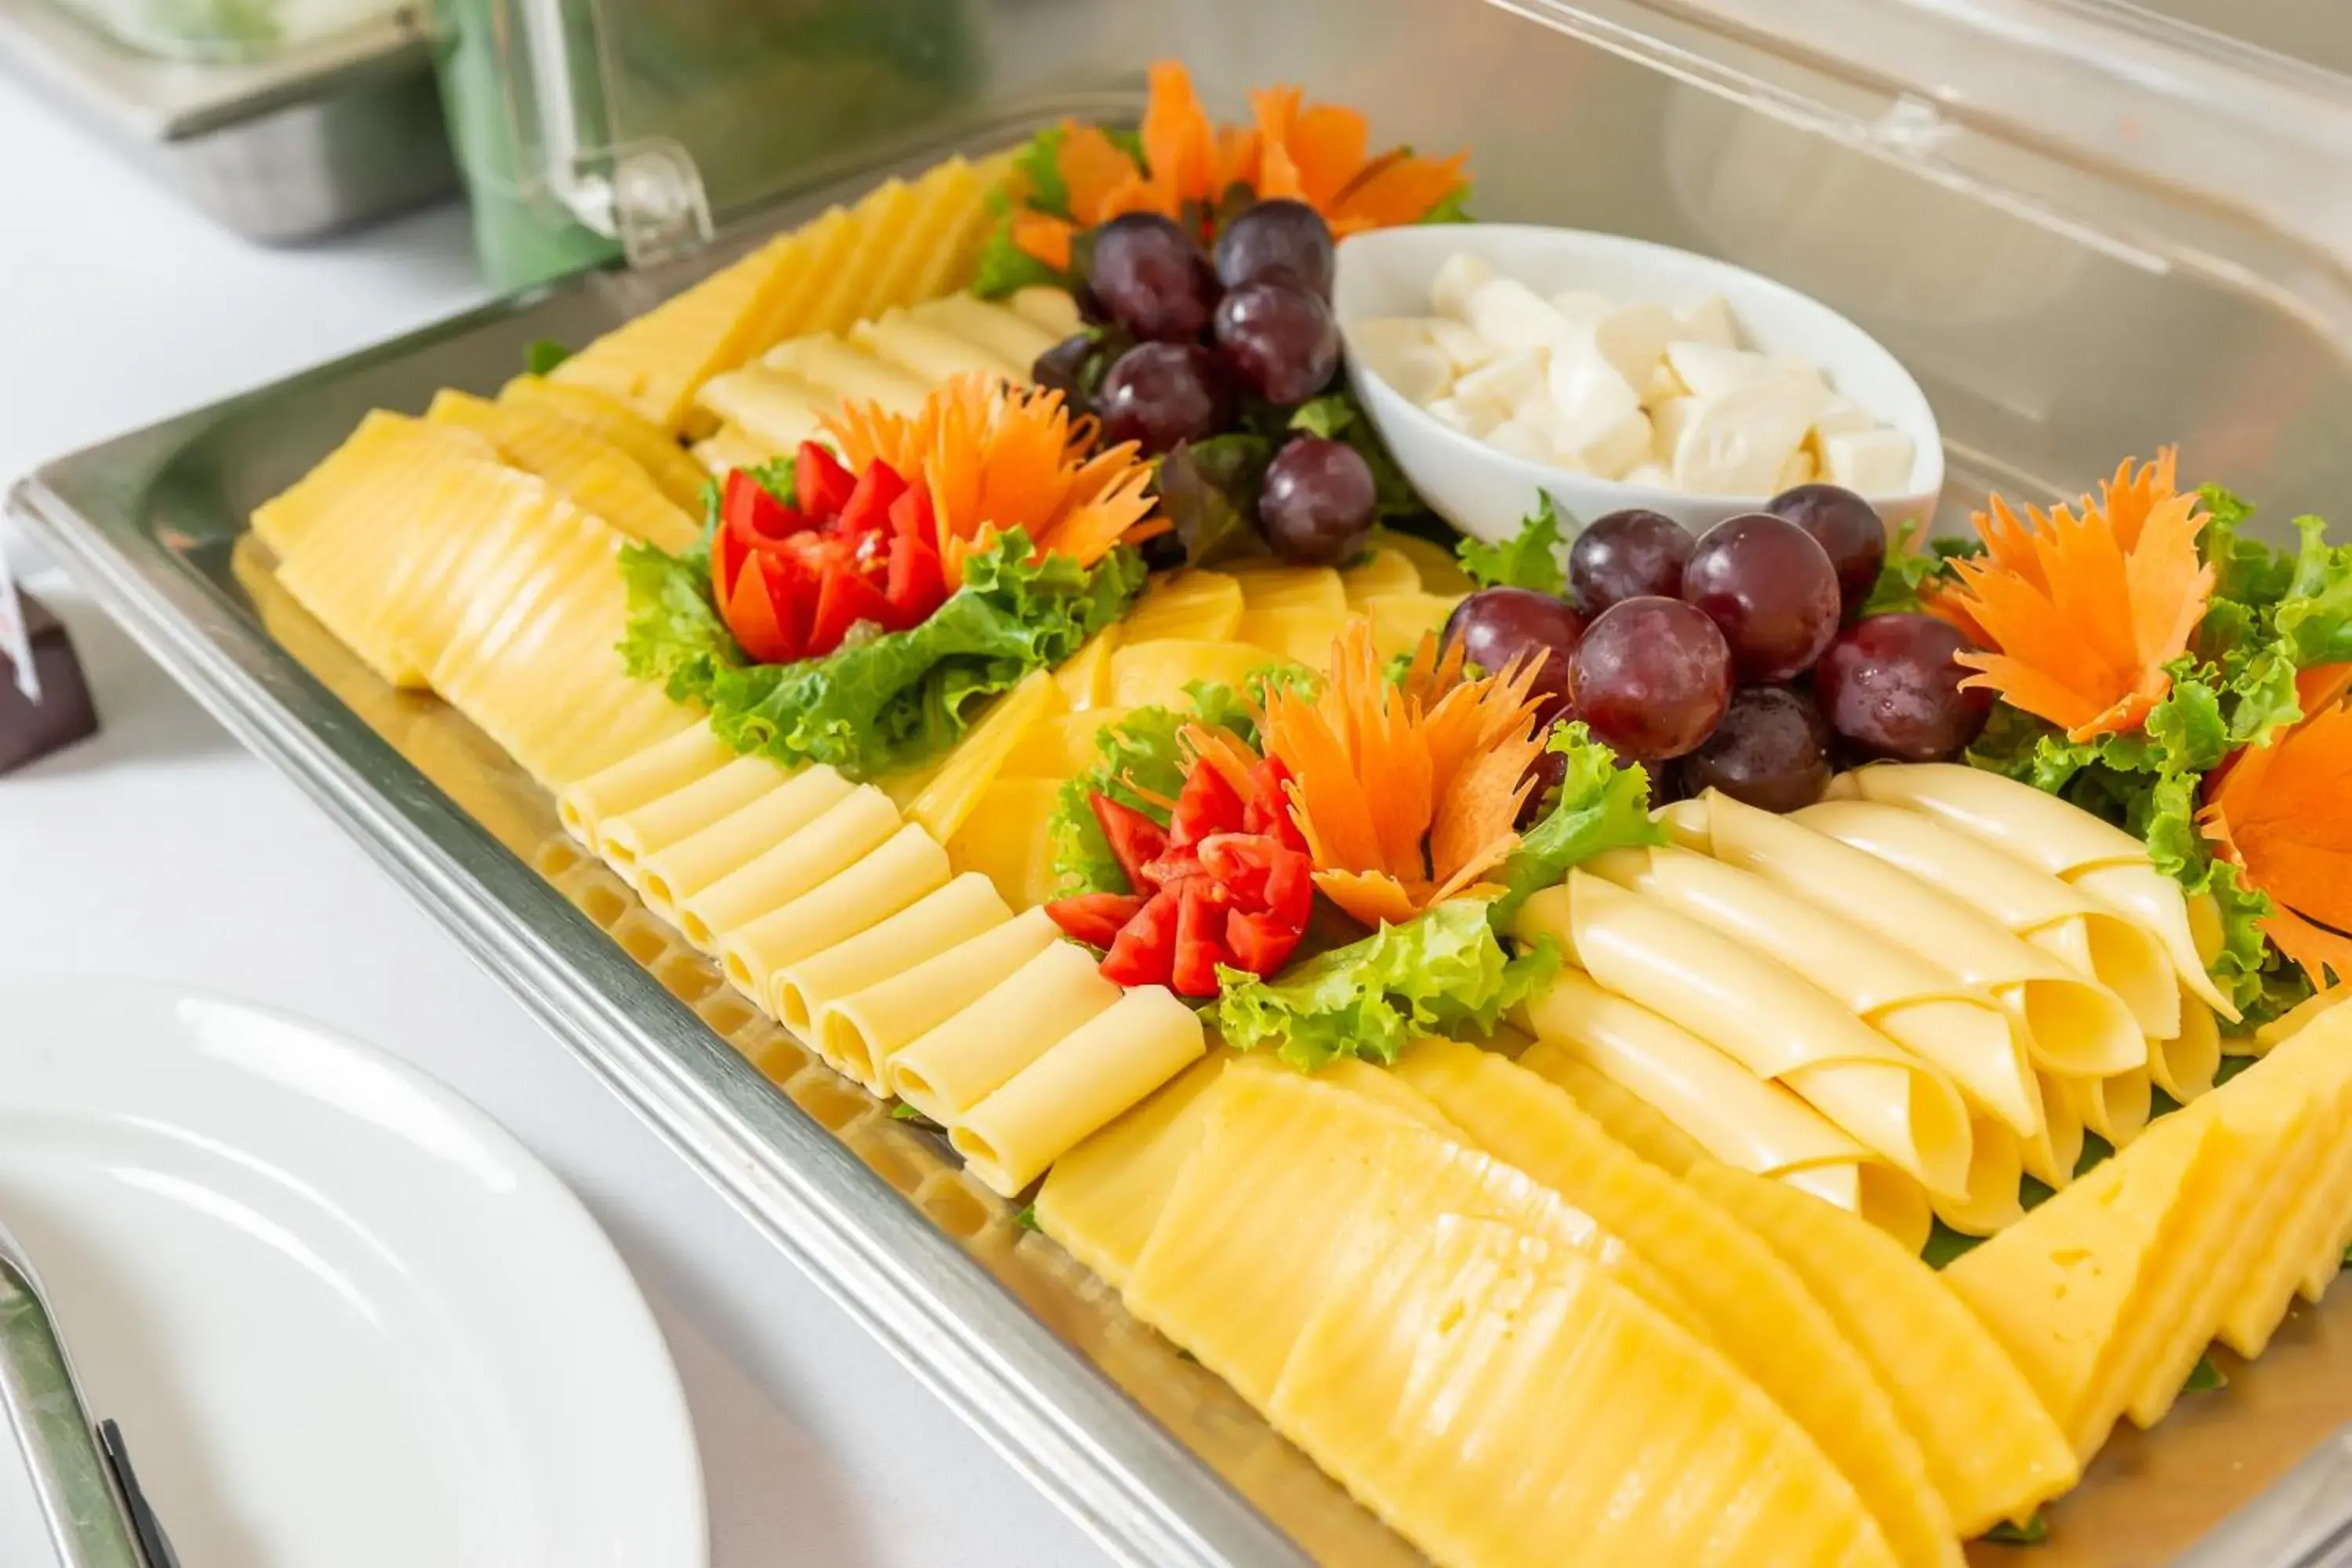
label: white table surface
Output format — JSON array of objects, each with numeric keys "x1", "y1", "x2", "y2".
[{"x1": 0, "y1": 64, "x2": 1108, "y2": 1568}]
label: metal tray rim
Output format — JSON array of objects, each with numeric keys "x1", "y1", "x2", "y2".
[{"x1": 5, "y1": 334, "x2": 1309, "y2": 1568}]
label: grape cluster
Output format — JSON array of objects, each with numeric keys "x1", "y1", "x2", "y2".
[
  {"x1": 1031, "y1": 201, "x2": 1376, "y2": 566},
  {"x1": 1443, "y1": 483, "x2": 1991, "y2": 817}
]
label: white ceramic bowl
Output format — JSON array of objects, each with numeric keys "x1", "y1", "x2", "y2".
[{"x1": 1332, "y1": 223, "x2": 1944, "y2": 545}]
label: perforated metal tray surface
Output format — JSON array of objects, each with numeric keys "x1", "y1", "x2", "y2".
[{"x1": 13, "y1": 117, "x2": 2352, "y2": 1568}]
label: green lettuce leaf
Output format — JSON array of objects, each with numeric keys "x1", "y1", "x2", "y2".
[
  {"x1": 1007, "y1": 124, "x2": 1072, "y2": 217},
  {"x1": 1417, "y1": 186, "x2": 1474, "y2": 225},
  {"x1": 524, "y1": 338, "x2": 572, "y2": 376},
  {"x1": 2278, "y1": 514, "x2": 2352, "y2": 667},
  {"x1": 1212, "y1": 899, "x2": 1561, "y2": 1070},
  {"x1": 1856, "y1": 523, "x2": 1977, "y2": 616},
  {"x1": 1456, "y1": 496, "x2": 1569, "y2": 595},
  {"x1": 620, "y1": 528, "x2": 1145, "y2": 782},
  {"x1": 1156, "y1": 434, "x2": 1271, "y2": 567},
  {"x1": 1489, "y1": 723, "x2": 1670, "y2": 928},
  {"x1": 1047, "y1": 666, "x2": 1316, "y2": 895}
]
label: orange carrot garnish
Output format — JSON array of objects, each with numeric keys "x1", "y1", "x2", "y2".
[
  {"x1": 1933, "y1": 448, "x2": 2216, "y2": 742},
  {"x1": 2202, "y1": 697, "x2": 2352, "y2": 987},
  {"x1": 821, "y1": 376, "x2": 1163, "y2": 581},
  {"x1": 1008, "y1": 61, "x2": 1466, "y2": 271},
  {"x1": 1258, "y1": 622, "x2": 1547, "y2": 928}
]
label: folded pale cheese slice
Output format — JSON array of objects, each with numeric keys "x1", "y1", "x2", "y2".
[
  {"x1": 1667, "y1": 791, "x2": 2147, "y2": 1078},
  {"x1": 1828, "y1": 764, "x2": 2234, "y2": 1018},
  {"x1": 1517, "y1": 967, "x2": 1932, "y2": 1251}
]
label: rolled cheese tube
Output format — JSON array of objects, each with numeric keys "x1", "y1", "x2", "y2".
[
  {"x1": 718, "y1": 823, "x2": 950, "y2": 1007},
  {"x1": 1932, "y1": 1113, "x2": 2026, "y2": 1236},
  {"x1": 891, "y1": 939, "x2": 1121, "y2": 1125},
  {"x1": 817, "y1": 909, "x2": 1058, "y2": 1088},
  {"x1": 2151, "y1": 982, "x2": 2221, "y2": 1102},
  {"x1": 1795, "y1": 798, "x2": 2179, "y2": 1040},
  {"x1": 953, "y1": 985, "x2": 1207, "y2": 1197},
  {"x1": 771, "y1": 873, "x2": 1011, "y2": 1050},
  {"x1": 1682, "y1": 790, "x2": 2147, "y2": 1079},
  {"x1": 2022, "y1": 1070, "x2": 2084, "y2": 1191},
  {"x1": 1828, "y1": 763, "x2": 2234, "y2": 1018},
  {"x1": 595, "y1": 753, "x2": 782, "y2": 878},
  {"x1": 1518, "y1": 970, "x2": 1932, "y2": 1252},
  {"x1": 556, "y1": 720, "x2": 735, "y2": 843},
  {"x1": 638, "y1": 767, "x2": 855, "y2": 929},
  {"x1": 1519, "y1": 874, "x2": 1973, "y2": 1199},
  {"x1": 1590, "y1": 844, "x2": 2040, "y2": 1136},
  {"x1": 853, "y1": 310, "x2": 1023, "y2": 384},
  {"x1": 2056, "y1": 1065, "x2": 2152, "y2": 1149},
  {"x1": 675, "y1": 785, "x2": 898, "y2": 951}
]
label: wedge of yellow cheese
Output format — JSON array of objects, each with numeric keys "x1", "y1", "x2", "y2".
[
  {"x1": 1689, "y1": 1162, "x2": 2076, "y2": 1537},
  {"x1": 1272, "y1": 1214, "x2": 1901, "y2": 1568},
  {"x1": 427, "y1": 390, "x2": 699, "y2": 552},
  {"x1": 1396, "y1": 1040, "x2": 1958, "y2": 1567},
  {"x1": 909, "y1": 670, "x2": 1065, "y2": 844},
  {"x1": 1033, "y1": 1051, "x2": 1232, "y2": 1291},
  {"x1": 251, "y1": 409, "x2": 498, "y2": 557},
  {"x1": 1118, "y1": 570, "x2": 1243, "y2": 644}
]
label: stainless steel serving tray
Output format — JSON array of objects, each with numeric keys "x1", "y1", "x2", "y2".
[{"x1": 17, "y1": 93, "x2": 2352, "y2": 1568}]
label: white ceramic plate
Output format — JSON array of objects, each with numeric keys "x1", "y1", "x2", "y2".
[
  {"x1": 0, "y1": 982, "x2": 704, "y2": 1568},
  {"x1": 1333, "y1": 223, "x2": 1945, "y2": 543}
]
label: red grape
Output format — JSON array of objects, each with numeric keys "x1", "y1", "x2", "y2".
[
  {"x1": 1443, "y1": 587, "x2": 1583, "y2": 721},
  {"x1": 1813, "y1": 612, "x2": 1992, "y2": 761},
  {"x1": 1681, "y1": 512, "x2": 1842, "y2": 682},
  {"x1": 1570, "y1": 508, "x2": 1693, "y2": 614},
  {"x1": 1088, "y1": 213, "x2": 1219, "y2": 342},
  {"x1": 1213, "y1": 278, "x2": 1340, "y2": 405},
  {"x1": 1259, "y1": 438, "x2": 1376, "y2": 565},
  {"x1": 1097, "y1": 343, "x2": 1233, "y2": 456},
  {"x1": 1033, "y1": 333, "x2": 1096, "y2": 412},
  {"x1": 1214, "y1": 199, "x2": 1337, "y2": 296},
  {"x1": 1676, "y1": 685, "x2": 1831, "y2": 813},
  {"x1": 1516, "y1": 741, "x2": 1568, "y2": 828},
  {"x1": 1568, "y1": 597, "x2": 1733, "y2": 760},
  {"x1": 1769, "y1": 483, "x2": 1887, "y2": 615}
]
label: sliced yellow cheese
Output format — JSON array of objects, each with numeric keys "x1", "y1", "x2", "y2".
[
  {"x1": 1518, "y1": 1046, "x2": 1710, "y2": 1173},
  {"x1": 1357, "y1": 591, "x2": 1459, "y2": 662},
  {"x1": 1689, "y1": 1162, "x2": 2077, "y2": 1537},
  {"x1": 1005, "y1": 708, "x2": 1127, "y2": 781},
  {"x1": 250, "y1": 409, "x2": 497, "y2": 557},
  {"x1": 1944, "y1": 1107, "x2": 2223, "y2": 1459},
  {"x1": 426, "y1": 389, "x2": 699, "y2": 552},
  {"x1": 1106, "y1": 639, "x2": 1269, "y2": 710},
  {"x1": 1226, "y1": 562, "x2": 1346, "y2": 617},
  {"x1": 946, "y1": 775, "x2": 1065, "y2": 910},
  {"x1": 909, "y1": 670, "x2": 1065, "y2": 844},
  {"x1": 1033, "y1": 1050, "x2": 1232, "y2": 1290},
  {"x1": 557, "y1": 721, "x2": 735, "y2": 844},
  {"x1": 1522, "y1": 873, "x2": 1974, "y2": 1200},
  {"x1": 1396, "y1": 1041, "x2": 1958, "y2": 1566},
  {"x1": 2219, "y1": 1009, "x2": 2352, "y2": 1353},
  {"x1": 498, "y1": 374, "x2": 710, "y2": 511},
  {"x1": 1118, "y1": 570, "x2": 1244, "y2": 644},
  {"x1": 1338, "y1": 546, "x2": 1421, "y2": 603},
  {"x1": 800, "y1": 181, "x2": 918, "y2": 334},
  {"x1": 1829, "y1": 763, "x2": 2233, "y2": 1018},
  {"x1": 552, "y1": 232, "x2": 815, "y2": 431},
  {"x1": 1364, "y1": 526, "x2": 1472, "y2": 594},
  {"x1": 852, "y1": 308, "x2": 1023, "y2": 385},
  {"x1": 1236, "y1": 602, "x2": 1352, "y2": 668},
  {"x1": 691, "y1": 365, "x2": 832, "y2": 457},
  {"x1": 1273, "y1": 1214, "x2": 1902, "y2": 1568},
  {"x1": 908, "y1": 292, "x2": 1060, "y2": 370},
  {"x1": 850, "y1": 160, "x2": 987, "y2": 326},
  {"x1": 764, "y1": 332, "x2": 929, "y2": 414},
  {"x1": 1051, "y1": 628, "x2": 1120, "y2": 713},
  {"x1": 737, "y1": 209, "x2": 854, "y2": 362}
]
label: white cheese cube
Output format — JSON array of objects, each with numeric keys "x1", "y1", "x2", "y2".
[
  {"x1": 1465, "y1": 277, "x2": 1577, "y2": 351},
  {"x1": 1773, "y1": 447, "x2": 1817, "y2": 492},
  {"x1": 1643, "y1": 358, "x2": 1686, "y2": 405},
  {"x1": 1671, "y1": 292, "x2": 1739, "y2": 349},
  {"x1": 1549, "y1": 289, "x2": 1615, "y2": 325},
  {"x1": 1623, "y1": 460, "x2": 1673, "y2": 490},
  {"x1": 1427, "y1": 318, "x2": 1501, "y2": 376},
  {"x1": 1486, "y1": 415, "x2": 1575, "y2": 467},
  {"x1": 1811, "y1": 395, "x2": 1878, "y2": 439},
  {"x1": 1773, "y1": 360, "x2": 1831, "y2": 402},
  {"x1": 1672, "y1": 374, "x2": 1820, "y2": 495},
  {"x1": 1821, "y1": 428, "x2": 1917, "y2": 495},
  {"x1": 1425, "y1": 395, "x2": 1501, "y2": 439},
  {"x1": 1545, "y1": 343, "x2": 1642, "y2": 430},
  {"x1": 1432, "y1": 253, "x2": 1498, "y2": 320},
  {"x1": 1664, "y1": 341, "x2": 1775, "y2": 403},
  {"x1": 1650, "y1": 395, "x2": 1701, "y2": 462},
  {"x1": 1352, "y1": 317, "x2": 1454, "y2": 405},
  {"x1": 1454, "y1": 347, "x2": 1549, "y2": 414},
  {"x1": 1559, "y1": 405, "x2": 1653, "y2": 481},
  {"x1": 1591, "y1": 302, "x2": 1678, "y2": 397}
]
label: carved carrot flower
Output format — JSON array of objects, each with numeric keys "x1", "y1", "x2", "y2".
[
  {"x1": 1259, "y1": 622, "x2": 1546, "y2": 928},
  {"x1": 1934, "y1": 449, "x2": 2216, "y2": 742},
  {"x1": 821, "y1": 375, "x2": 1163, "y2": 579},
  {"x1": 1002, "y1": 61, "x2": 1468, "y2": 274},
  {"x1": 2201, "y1": 696, "x2": 2352, "y2": 987}
]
